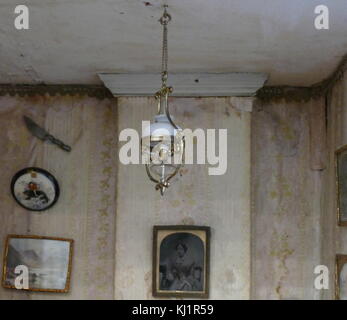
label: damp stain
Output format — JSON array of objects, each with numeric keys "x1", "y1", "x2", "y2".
[
  {"x1": 170, "y1": 199, "x2": 180, "y2": 208},
  {"x1": 270, "y1": 230, "x2": 294, "y2": 299},
  {"x1": 270, "y1": 191, "x2": 278, "y2": 199},
  {"x1": 196, "y1": 103, "x2": 213, "y2": 113},
  {"x1": 181, "y1": 217, "x2": 195, "y2": 225},
  {"x1": 183, "y1": 110, "x2": 193, "y2": 118},
  {"x1": 280, "y1": 124, "x2": 295, "y2": 141},
  {"x1": 187, "y1": 199, "x2": 196, "y2": 206},
  {"x1": 226, "y1": 99, "x2": 242, "y2": 118},
  {"x1": 144, "y1": 271, "x2": 152, "y2": 299},
  {"x1": 179, "y1": 168, "x2": 189, "y2": 176},
  {"x1": 121, "y1": 266, "x2": 135, "y2": 288},
  {"x1": 225, "y1": 269, "x2": 235, "y2": 284}
]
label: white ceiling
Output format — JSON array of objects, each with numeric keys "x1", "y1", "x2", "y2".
[{"x1": 0, "y1": 0, "x2": 346, "y2": 86}]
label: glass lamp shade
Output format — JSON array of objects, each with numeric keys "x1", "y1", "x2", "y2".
[
  {"x1": 142, "y1": 114, "x2": 184, "y2": 195},
  {"x1": 142, "y1": 114, "x2": 178, "y2": 138}
]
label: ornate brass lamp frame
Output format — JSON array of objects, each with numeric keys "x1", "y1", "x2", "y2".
[{"x1": 142, "y1": 6, "x2": 185, "y2": 195}]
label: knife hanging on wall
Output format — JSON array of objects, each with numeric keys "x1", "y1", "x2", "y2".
[{"x1": 23, "y1": 115, "x2": 72, "y2": 152}]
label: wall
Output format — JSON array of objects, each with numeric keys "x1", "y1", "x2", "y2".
[
  {"x1": 0, "y1": 89, "x2": 344, "y2": 300},
  {"x1": 251, "y1": 98, "x2": 326, "y2": 299},
  {"x1": 321, "y1": 72, "x2": 347, "y2": 300},
  {"x1": 0, "y1": 95, "x2": 251, "y2": 299},
  {"x1": 115, "y1": 97, "x2": 251, "y2": 299},
  {"x1": 251, "y1": 71, "x2": 347, "y2": 299},
  {"x1": 0, "y1": 95, "x2": 117, "y2": 299}
]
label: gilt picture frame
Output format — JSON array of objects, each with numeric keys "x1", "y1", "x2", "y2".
[
  {"x1": 336, "y1": 145, "x2": 347, "y2": 226},
  {"x1": 152, "y1": 225, "x2": 210, "y2": 298},
  {"x1": 336, "y1": 254, "x2": 347, "y2": 300},
  {"x1": 2, "y1": 235, "x2": 73, "y2": 293}
]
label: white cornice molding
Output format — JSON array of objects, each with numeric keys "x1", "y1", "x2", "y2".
[{"x1": 98, "y1": 72, "x2": 268, "y2": 97}]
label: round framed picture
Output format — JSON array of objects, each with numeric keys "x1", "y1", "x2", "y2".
[{"x1": 10, "y1": 167, "x2": 60, "y2": 211}]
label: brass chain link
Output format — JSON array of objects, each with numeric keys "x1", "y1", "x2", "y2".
[{"x1": 159, "y1": 5, "x2": 171, "y2": 86}]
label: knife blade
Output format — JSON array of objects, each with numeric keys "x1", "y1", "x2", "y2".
[{"x1": 23, "y1": 115, "x2": 71, "y2": 152}]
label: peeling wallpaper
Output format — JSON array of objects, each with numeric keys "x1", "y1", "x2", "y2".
[
  {"x1": 321, "y1": 72, "x2": 347, "y2": 300},
  {"x1": 251, "y1": 98, "x2": 324, "y2": 299},
  {"x1": 0, "y1": 87, "x2": 344, "y2": 299},
  {"x1": 0, "y1": 95, "x2": 117, "y2": 299},
  {"x1": 115, "y1": 97, "x2": 251, "y2": 299}
]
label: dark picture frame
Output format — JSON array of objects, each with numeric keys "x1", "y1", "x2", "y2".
[
  {"x1": 152, "y1": 225, "x2": 210, "y2": 298},
  {"x1": 336, "y1": 145, "x2": 347, "y2": 226}
]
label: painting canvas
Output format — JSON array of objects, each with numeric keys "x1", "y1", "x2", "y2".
[
  {"x1": 336, "y1": 145, "x2": 347, "y2": 226},
  {"x1": 2, "y1": 235, "x2": 73, "y2": 292},
  {"x1": 153, "y1": 225, "x2": 210, "y2": 298}
]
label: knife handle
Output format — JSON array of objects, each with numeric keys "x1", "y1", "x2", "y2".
[{"x1": 46, "y1": 135, "x2": 72, "y2": 152}]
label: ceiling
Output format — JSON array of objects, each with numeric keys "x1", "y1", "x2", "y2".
[{"x1": 0, "y1": 0, "x2": 346, "y2": 86}]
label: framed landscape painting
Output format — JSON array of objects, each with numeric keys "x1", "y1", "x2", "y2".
[
  {"x1": 152, "y1": 225, "x2": 210, "y2": 298},
  {"x1": 2, "y1": 235, "x2": 73, "y2": 293}
]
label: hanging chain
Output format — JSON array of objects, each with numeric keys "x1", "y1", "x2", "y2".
[
  {"x1": 159, "y1": 5, "x2": 171, "y2": 87},
  {"x1": 155, "y1": 5, "x2": 173, "y2": 113}
]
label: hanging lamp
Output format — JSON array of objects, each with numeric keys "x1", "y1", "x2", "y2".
[{"x1": 142, "y1": 5, "x2": 185, "y2": 195}]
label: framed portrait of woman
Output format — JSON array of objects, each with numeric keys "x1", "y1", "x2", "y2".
[{"x1": 152, "y1": 225, "x2": 210, "y2": 298}]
